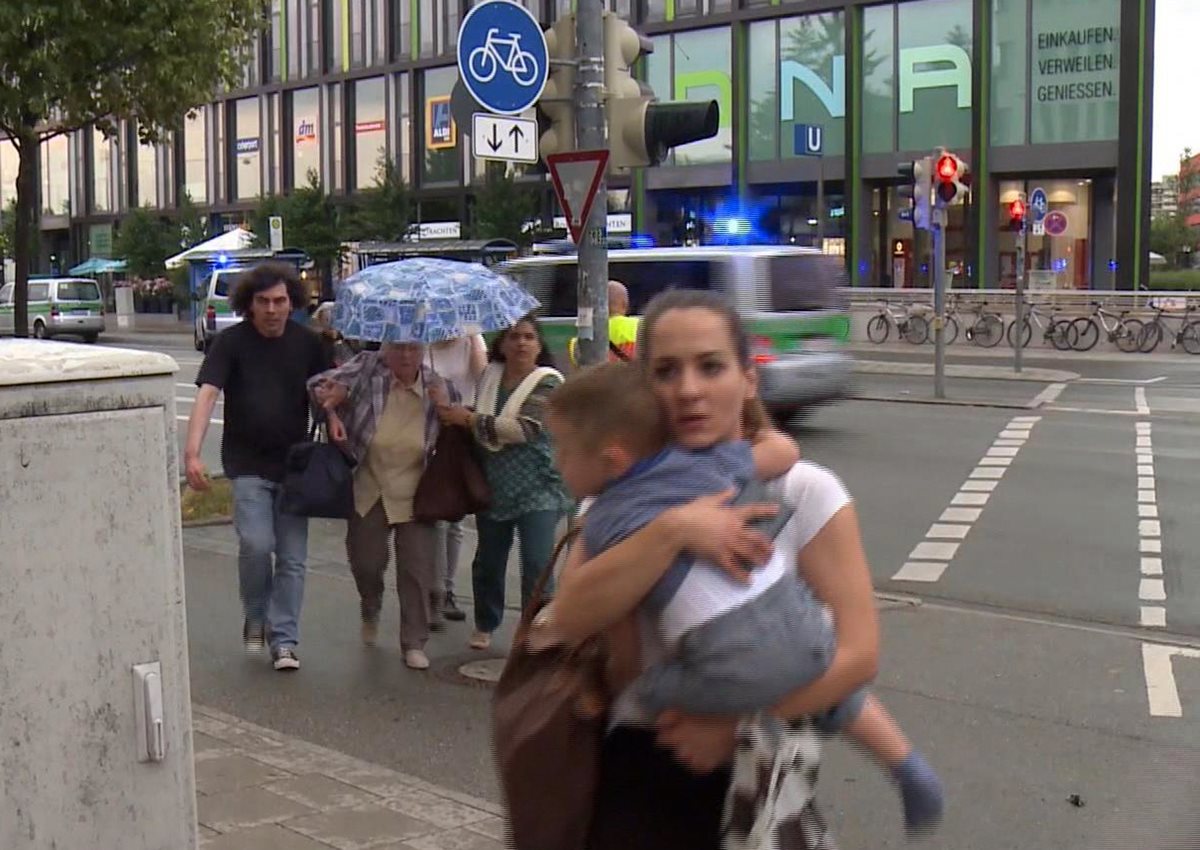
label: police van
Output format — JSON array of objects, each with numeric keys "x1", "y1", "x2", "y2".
[
  {"x1": 0, "y1": 277, "x2": 106, "y2": 342},
  {"x1": 499, "y1": 246, "x2": 853, "y2": 419}
]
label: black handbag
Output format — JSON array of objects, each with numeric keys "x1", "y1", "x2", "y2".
[{"x1": 280, "y1": 424, "x2": 356, "y2": 519}]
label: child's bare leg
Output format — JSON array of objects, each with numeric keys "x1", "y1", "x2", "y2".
[
  {"x1": 843, "y1": 693, "x2": 944, "y2": 835},
  {"x1": 844, "y1": 693, "x2": 913, "y2": 767}
]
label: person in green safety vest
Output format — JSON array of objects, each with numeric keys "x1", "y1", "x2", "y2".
[{"x1": 568, "y1": 280, "x2": 640, "y2": 368}]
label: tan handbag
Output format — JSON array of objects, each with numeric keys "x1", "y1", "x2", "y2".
[{"x1": 492, "y1": 529, "x2": 609, "y2": 850}]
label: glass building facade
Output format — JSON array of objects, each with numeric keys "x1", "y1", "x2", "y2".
[{"x1": 26, "y1": 0, "x2": 1156, "y2": 290}]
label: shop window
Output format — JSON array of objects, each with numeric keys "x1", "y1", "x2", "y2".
[
  {"x1": 990, "y1": 0, "x2": 1026, "y2": 146},
  {"x1": 862, "y1": 4, "x2": 895, "y2": 154},
  {"x1": 234, "y1": 97, "x2": 262, "y2": 200},
  {"x1": 183, "y1": 108, "x2": 208, "y2": 204},
  {"x1": 421, "y1": 66, "x2": 458, "y2": 184},
  {"x1": 1029, "y1": 0, "x2": 1120, "y2": 143},
  {"x1": 292, "y1": 87, "x2": 322, "y2": 188},
  {"x1": 354, "y1": 77, "x2": 388, "y2": 190},
  {"x1": 997, "y1": 178, "x2": 1092, "y2": 289}
]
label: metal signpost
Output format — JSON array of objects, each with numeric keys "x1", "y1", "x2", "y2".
[
  {"x1": 1015, "y1": 209, "x2": 1027, "y2": 374},
  {"x1": 932, "y1": 206, "x2": 947, "y2": 399},
  {"x1": 572, "y1": 0, "x2": 608, "y2": 366}
]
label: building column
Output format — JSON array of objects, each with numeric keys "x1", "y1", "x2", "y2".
[
  {"x1": 1092, "y1": 175, "x2": 1117, "y2": 290},
  {"x1": 1114, "y1": 0, "x2": 1155, "y2": 290},
  {"x1": 969, "y1": 0, "x2": 995, "y2": 289},
  {"x1": 845, "y1": 3, "x2": 870, "y2": 286}
]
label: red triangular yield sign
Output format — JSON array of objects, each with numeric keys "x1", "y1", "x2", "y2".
[{"x1": 546, "y1": 150, "x2": 610, "y2": 244}]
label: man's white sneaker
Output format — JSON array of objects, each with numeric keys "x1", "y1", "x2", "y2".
[
  {"x1": 404, "y1": 649, "x2": 430, "y2": 670},
  {"x1": 272, "y1": 647, "x2": 300, "y2": 671}
]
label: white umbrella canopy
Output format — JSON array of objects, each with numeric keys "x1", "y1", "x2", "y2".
[{"x1": 165, "y1": 227, "x2": 256, "y2": 269}]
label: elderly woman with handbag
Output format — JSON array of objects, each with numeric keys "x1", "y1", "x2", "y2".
[{"x1": 310, "y1": 341, "x2": 459, "y2": 670}]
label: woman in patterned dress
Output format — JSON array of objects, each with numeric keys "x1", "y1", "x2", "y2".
[
  {"x1": 548, "y1": 290, "x2": 881, "y2": 850},
  {"x1": 435, "y1": 315, "x2": 572, "y2": 651}
]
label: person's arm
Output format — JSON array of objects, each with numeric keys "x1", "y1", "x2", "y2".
[
  {"x1": 308, "y1": 350, "x2": 374, "y2": 411},
  {"x1": 551, "y1": 492, "x2": 779, "y2": 643},
  {"x1": 770, "y1": 503, "x2": 879, "y2": 719},
  {"x1": 444, "y1": 375, "x2": 556, "y2": 450},
  {"x1": 751, "y1": 426, "x2": 801, "y2": 480},
  {"x1": 185, "y1": 333, "x2": 233, "y2": 491},
  {"x1": 468, "y1": 335, "x2": 488, "y2": 381},
  {"x1": 184, "y1": 384, "x2": 221, "y2": 490}
]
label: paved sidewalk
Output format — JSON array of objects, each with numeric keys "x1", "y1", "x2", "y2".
[{"x1": 193, "y1": 705, "x2": 506, "y2": 850}]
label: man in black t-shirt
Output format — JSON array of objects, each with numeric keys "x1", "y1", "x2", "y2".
[{"x1": 185, "y1": 262, "x2": 330, "y2": 672}]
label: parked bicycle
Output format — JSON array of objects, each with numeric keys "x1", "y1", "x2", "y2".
[
  {"x1": 959, "y1": 298, "x2": 1005, "y2": 348},
  {"x1": 911, "y1": 300, "x2": 958, "y2": 345},
  {"x1": 1007, "y1": 300, "x2": 1076, "y2": 350},
  {"x1": 867, "y1": 299, "x2": 929, "y2": 345},
  {"x1": 1137, "y1": 304, "x2": 1200, "y2": 354},
  {"x1": 1071, "y1": 301, "x2": 1143, "y2": 352}
]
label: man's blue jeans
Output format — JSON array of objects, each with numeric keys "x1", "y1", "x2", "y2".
[
  {"x1": 472, "y1": 510, "x2": 562, "y2": 634},
  {"x1": 232, "y1": 476, "x2": 309, "y2": 651}
]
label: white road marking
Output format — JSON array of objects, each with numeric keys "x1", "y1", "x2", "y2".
[
  {"x1": 1142, "y1": 643, "x2": 1200, "y2": 717},
  {"x1": 893, "y1": 415, "x2": 1037, "y2": 584},
  {"x1": 926, "y1": 524, "x2": 971, "y2": 540},
  {"x1": 1134, "y1": 422, "x2": 1166, "y2": 628},
  {"x1": 892, "y1": 562, "x2": 949, "y2": 582},
  {"x1": 1077, "y1": 376, "x2": 1167, "y2": 385},
  {"x1": 1139, "y1": 578, "x2": 1166, "y2": 601},
  {"x1": 1135, "y1": 387, "x2": 1150, "y2": 415},
  {"x1": 1029, "y1": 383, "x2": 1066, "y2": 407},
  {"x1": 1140, "y1": 607, "x2": 1167, "y2": 628}
]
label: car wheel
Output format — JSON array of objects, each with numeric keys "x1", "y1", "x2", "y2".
[{"x1": 32, "y1": 321, "x2": 46, "y2": 339}]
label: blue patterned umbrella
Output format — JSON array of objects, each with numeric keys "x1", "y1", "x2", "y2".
[{"x1": 333, "y1": 258, "x2": 540, "y2": 344}]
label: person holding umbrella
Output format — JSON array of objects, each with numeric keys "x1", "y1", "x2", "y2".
[
  {"x1": 323, "y1": 258, "x2": 551, "y2": 656},
  {"x1": 435, "y1": 314, "x2": 572, "y2": 651}
]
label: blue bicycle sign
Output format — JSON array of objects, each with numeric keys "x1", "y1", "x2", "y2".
[{"x1": 457, "y1": 1, "x2": 548, "y2": 116}]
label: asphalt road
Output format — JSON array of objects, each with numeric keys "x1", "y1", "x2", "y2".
[{"x1": 107, "y1": 333, "x2": 1200, "y2": 849}]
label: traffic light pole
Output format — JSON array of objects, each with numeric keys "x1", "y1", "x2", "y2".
[
  {"x1": 574, "y1": 0, "x2": 609, "y2": 367},
  {"x1": 1014, "y1": 222, "x2": 1027, "y2": 374},
  {"x1": 932, "y1": 206, "x2": 947, "y2": 399}
]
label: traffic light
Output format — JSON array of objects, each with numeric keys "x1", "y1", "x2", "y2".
[
  {"x1": 604, "y1": 13, "x2": 718, "y2": 169},
  {"x1": 933, "y1": 149, "x2": 970, "y2": 206},
  {"x1": 896, "y1": 157, "x2": 932, "y2": 230},
  {"x1": 1007, "y1": 196, "x2": 1028, "y2": 232},
  {"x1": 538, "y1": 15, "x2": 576, "y2": 159}
]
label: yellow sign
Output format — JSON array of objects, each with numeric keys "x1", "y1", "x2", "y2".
[{"x1": 426, "y1": 96, "x2": 456, "y2": 151}]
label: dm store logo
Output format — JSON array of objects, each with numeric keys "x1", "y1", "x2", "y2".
[{"x1": 295, "y1": 119, "x2": 316, "y2": 143}]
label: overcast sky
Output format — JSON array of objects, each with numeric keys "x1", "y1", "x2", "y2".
[{"x1": 1152, "y1": 0, "x2": 1199, "y2": 180}]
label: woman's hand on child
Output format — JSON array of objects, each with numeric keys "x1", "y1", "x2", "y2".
[{"x1": 664, "y1": 489, "x2": 777, "y2": 581}]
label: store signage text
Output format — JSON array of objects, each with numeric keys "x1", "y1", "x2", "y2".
[
  {"x1": 235, "y1": 137, "x2": 260, "y2": 155},
  {"x1": 295, "y1": 119, "x2": 316, "y2": 143},
  {"x1": 1033, "y1": 26, "x2": 1119, "y2": 104},
  {"x1": 677, "y1": 44, "x2": 973, "y2": 125},
  {"x1": 356, "y1": 120, "x2": 385, "y2": 134}
]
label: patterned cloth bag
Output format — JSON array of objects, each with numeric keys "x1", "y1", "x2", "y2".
[{"x1": 722, "y1": 715, "x2": 838, "y2": 850}]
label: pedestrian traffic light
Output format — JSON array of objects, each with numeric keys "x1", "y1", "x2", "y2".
[
  {"x1": 933, "y1": 150, "x2": 970, "y2": 206},
  {"x1": 1008, "y1": 196, "x2": 1028, "y2": 232},
  {"x1": 603, "y1": 13, "x2": 718, "y2": 169},
  {"x1": 538, "y1": 15, "x2": 576, "y2": 159},
  {"x1": 896, "y1": 157, "x2": 932, "y2": 230}
]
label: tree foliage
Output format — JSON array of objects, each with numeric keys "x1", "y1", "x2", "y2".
[
  {"x1": 114, "y1": 206, "x2": 175, "y2": 279},
  {"x1": 252, "y1": 171, "x2": 345, "y2": 300},
  {"x1": 176, "y1": 190, "x2": 211, "y2": 251},
  {"x1": 470, "y1": 163, "x2": 540, "y2": 247},
  {"x1": 346, "y1": 156, "x2": 412, "y2": 242},
  {"x1": 0, "y1": 0, "x2": 263, "y2": 335}
]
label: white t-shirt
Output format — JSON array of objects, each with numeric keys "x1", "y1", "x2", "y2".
[
  {"x1": 425, "y1": 335, "x2": 485, "y2": 407},
  {"x1": 608, "y1": 460, "x2": 852, "y2": 728}
]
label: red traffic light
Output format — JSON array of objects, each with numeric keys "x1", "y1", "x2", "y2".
[
  {"x1": 1010, "y1": 199, "x2": 1026, "y2": 219},
  {"x1": 936, "y1": 154, "x2": 957, "y2": 181}
]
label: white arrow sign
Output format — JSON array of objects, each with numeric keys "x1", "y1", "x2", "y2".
[{"x1": 471, "y1": 113, "x2": 538, "y2": 163}]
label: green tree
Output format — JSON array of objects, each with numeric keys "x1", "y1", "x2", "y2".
[
  {"x1": 346, "y1": 156, "x2": 412, "y2": 242},
  {"x1": 470, "y1": 163, "x2": 539, "y2": 247},
  {"x1": 0, "y1": 0, "x2": 262, "y2": 336},
  {"x1": 114, "y1": 206, "x2": 174, "y2": 278},
  {"x1": 252, "y1": 171, "x2": 344, "y2": 300},
  {"x1": 175, "y1": 190, "x2": 210, "y2": 251}
]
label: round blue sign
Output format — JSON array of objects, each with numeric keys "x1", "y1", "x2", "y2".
[{"x1": 457, "y1": 1, "x2": 549, "y2": 116}]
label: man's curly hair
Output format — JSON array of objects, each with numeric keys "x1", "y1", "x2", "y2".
[{"x1": 230, "y1": 261, "x2": 307, "y2": 316}]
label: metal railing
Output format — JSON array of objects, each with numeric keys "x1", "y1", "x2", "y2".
[{"x1": 843, "y1": 288, "x2": 1200, "y2": 317}]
